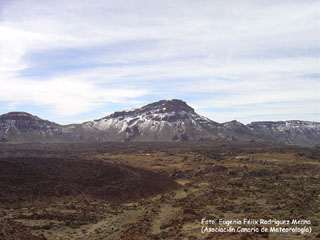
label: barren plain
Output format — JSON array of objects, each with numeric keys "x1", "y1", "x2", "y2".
[{"x1": 0, "y1": 142, "x2": 319, "y2": 239}]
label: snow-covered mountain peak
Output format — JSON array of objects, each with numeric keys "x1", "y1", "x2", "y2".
[
  {"x1": 142, "y1": 99, "x2": 195, "y2": 113},
  {"x1": 1, "y1": 100, "x2": 320, "y2": 146},
  {"x1": 82, "y1": 99, "x2": 217, "y2": 141},
  {"x1": 248, "y1": 120, "x2": 320, "y2": 131},
  {"x1": 103, "y1": 99, "x2": 195, "y2": 120}
]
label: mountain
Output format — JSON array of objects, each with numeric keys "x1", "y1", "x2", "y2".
[
  {"x1": 247, "y1": 120, "x2": 320, "y2": 147},
  {"x1": 82, "y1": 99, "x2": 224, "y2": 142},
  {"x1": 0, "y1": 112, "x2": 63, "y2": 142},
  {"x1": 0, "y1": 112, "x2": 84, "y2": 143},
  {"x1": 0, "y1": 100, "x2": 320, "y2": 146}
]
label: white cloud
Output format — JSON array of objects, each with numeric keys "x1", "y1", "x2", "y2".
[
  {"x1": 0, "y1": 0, "x2": 319, "y2": 122},
  {"x1": 0, "y1": 76, "x2": 146, "y2": 116}
]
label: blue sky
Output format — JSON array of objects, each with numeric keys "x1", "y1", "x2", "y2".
[{"x1": 0, "y1": 0, "x2": 319, "y2": 124}]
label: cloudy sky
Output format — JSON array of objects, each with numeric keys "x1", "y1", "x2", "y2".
[{"x1": 0, "y1": 0, "x2": 319, "y2": 124}]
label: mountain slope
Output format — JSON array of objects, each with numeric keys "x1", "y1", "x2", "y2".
[
  {"x1": 82, "y1": 99, "x2": 224, "y2": 142},
  {"x1": 0, "y1": 112, "x2": 84, "y2": 143},
  {"x1": 0, "y1": 100, "x2": 319, "y2": 146},
  {"x1": 248, "y1": 120, "x2": 320, "y2": 147},
  {"x1": 0, "y1": 112, "x2": 63, "y2": 142}
]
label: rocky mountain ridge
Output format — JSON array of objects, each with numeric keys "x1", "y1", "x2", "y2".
[{"x1": 0, "y1": 99, "x2": 319, "y2": 146}]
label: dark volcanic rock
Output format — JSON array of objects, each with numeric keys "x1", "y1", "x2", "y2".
[{"x1": 0, "y1": 157, "x2": 178, "y2": 204}]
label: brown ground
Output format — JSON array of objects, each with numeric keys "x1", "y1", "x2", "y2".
[{"x1": 0, "y1": 142, "x2": 319, "y2": 239}]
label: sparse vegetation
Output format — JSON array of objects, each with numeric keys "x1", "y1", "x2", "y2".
[{"x1": 0, "y1": 142, "x2": 319, "y2": 239}]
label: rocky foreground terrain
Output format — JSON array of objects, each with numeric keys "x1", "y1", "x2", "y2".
[
  {"x1": 1, "y1": 99, "x2": 320, "y2": 146},
  {"x1": 0, "y1": 142, "x2": 319, "y2": 239}
]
